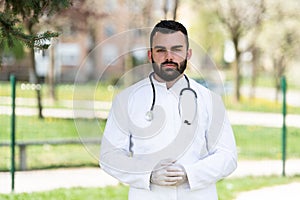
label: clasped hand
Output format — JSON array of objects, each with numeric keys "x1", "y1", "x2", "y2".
[{"x1": 150, "y1": 159, "x2": 187, "y2": 186}]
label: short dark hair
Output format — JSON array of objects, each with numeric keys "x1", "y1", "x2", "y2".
[{"x1": 150, "y1": 20, "x2": 189, "y2": 49}]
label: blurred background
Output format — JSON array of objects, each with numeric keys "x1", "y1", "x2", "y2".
[
  {"x1": 1, "y1": 0, "x2": 300, "y2": 199},
  {"x1": 1, "y1": 0, "x2": 299, "y2": 93}
]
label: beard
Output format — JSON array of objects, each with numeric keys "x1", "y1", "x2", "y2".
[{"x1": 152, "y1": 58, "x2": 187, "y2": 82}]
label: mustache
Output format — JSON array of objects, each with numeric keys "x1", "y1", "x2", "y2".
[{"x1": 161, "y1": 61, "x2": 179, "y2": 67}]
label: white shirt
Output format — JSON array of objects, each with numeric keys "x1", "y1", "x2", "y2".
[{"x1": 100, "y1": 75, "x2": 237, "y2": 200}]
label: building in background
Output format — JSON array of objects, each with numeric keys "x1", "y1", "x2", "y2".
[{"x1": 1, "y1": 0, "x2": 171, "y2": 84}]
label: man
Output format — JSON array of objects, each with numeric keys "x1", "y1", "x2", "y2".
[{"x1": 100, "y1": 20, "x2": 237, "y2": 200}]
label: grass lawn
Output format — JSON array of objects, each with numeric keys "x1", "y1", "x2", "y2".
[
  {"x1": 0, "y1": 115, "x2": 106, "y2": 141},
  {"x1": 233, "y1": 125, "x2": 300, "y2": 160},
  {"x1": 0, "y1": 184, "x2": 129, "y2": 200},
  {"x1": 0, "y1": 115, "x2": 105, "y2": 171},
  {"x1": 1, "y1": 115, "x2": 300, "y2": 171},
  {"x1": 0, "y1": 176, "x2": 299, "y2": 200}
]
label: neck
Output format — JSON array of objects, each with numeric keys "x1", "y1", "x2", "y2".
[{"x1": 153, "y1": 73, "x2": 184, "y2": 89}]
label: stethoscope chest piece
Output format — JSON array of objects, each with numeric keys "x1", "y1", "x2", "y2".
[{"x1": 145, "y1": 110, "x2": 153, "y2": 121}]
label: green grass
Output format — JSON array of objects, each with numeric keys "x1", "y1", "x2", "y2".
[
  {"x1": 1, "y1": 145, "x2": 100, "y2": 170},
  {"x1": 0, "y1": 115, "x2": 105, "y2": 171},
  {"x1": 0, "y1": 176, "x2": 299, "y2": 200},
  {"x1": 1, "y1": 114, "x2": 300, "y2": 171},
  {"x1": 233, "y1": 125, "x2": 300, "y2": 159},
  {"x1": 0, "y1": 184, "x2": 129, "y2": 200},
  {"x1": 0, "y1": 115, "x2": 106, "y2": 141}
]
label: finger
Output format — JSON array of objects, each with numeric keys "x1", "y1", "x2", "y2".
[
  {"x1": 162, "y1": 181, "x2": 178, "y2": 186},
  {"x1": 166, "y1": 165, "x2": 184, "y2": 172},
  {"x1": 164, "y1": 176, "x2": 183, "y2": 183},
  {"x1": 165, "y1": 171, "x2": 185, "y2": 177}
]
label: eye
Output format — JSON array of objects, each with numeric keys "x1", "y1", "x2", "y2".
[
  {"x1": 172, "y1": 48, "x2": 182, "y2": 52},
  {"x1": 156, "y1": 49, "x2": 166, "y2": 53},
  {"x1": 171, "y1": 46, "x2": 183, "y2": 52}
]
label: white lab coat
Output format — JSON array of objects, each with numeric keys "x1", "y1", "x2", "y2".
[{"x1": 100, "y1": 75, "x2": 237, "y2": 200}]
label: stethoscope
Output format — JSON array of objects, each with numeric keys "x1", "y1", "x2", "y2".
[
  {"x1": 145, "y1": 72, "x2": 198, "y2": 123},
  {"x1": 129, "y1": 72, "x2": 198, "y2": 156}
]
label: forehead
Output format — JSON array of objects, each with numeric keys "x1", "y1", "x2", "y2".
[{"x1": 152, "y1": 31, "x2": 187, "y2": 48}]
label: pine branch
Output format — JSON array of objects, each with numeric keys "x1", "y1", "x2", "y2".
[{"x1": 0, "y1": 12, "x2": 60, "y2": 50}]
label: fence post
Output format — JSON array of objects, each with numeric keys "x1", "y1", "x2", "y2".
[
  {"x1": 281, "y1": 75, "x2": 287, "y2": 177},
  {"x1": 10, "y1": 74, "x2": 16, "y2": 192}
]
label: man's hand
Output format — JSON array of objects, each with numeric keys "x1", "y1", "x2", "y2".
[{"x1": 150, "y1": 159, "x2": 187, "y2": 186}]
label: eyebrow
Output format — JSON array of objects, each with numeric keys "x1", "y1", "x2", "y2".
[{"x1": 153, "y1": 45, "x2": 184, "y2": 49}]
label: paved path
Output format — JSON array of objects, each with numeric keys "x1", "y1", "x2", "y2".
[
  {"x1": 229, "y1": 159, "x2": 300, "y2": 178},
  {"x1": 235, "y1": 182, "x2": 300, "y2": 200},
  {"x1": 0, "y1": 168, "x2": 119, "y2": 194},
  {"x1": 227, "y1": 110, "x2": 300, "y2": 128},
  {"x1": 231, "y1": 159, "x2": 300, "y2": 200},
  {"x1": 1, "y1": 159, "x2": 300, "y2": 196}
]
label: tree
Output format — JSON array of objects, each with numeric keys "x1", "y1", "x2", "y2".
[
  {"x1": 258, "y1": 0, "x2": 300, "y2": 101},
  {"x1": 41, "y1": 0, "x2": 107, "y2": 100},
  {"x1": 187, "y1": 0, "x2": 266, "y2": 101},
  {"x1": 162, "y1": 0, "x2": 180, "y2": 20},
  {"x1": 212, "y1": 0, "x2": 266, "y2": 102},
  {"x1": 0, "y1": 1, "x2": 70, "y2": 53},
  {"x1": 0, "y1": 0, "x2": 72, "y2": 118}
]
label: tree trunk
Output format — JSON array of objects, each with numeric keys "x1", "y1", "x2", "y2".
[
  {"x1": 29, "y1": 47, "x2": 44, "y2": 119},
  {"x1": 233, "y1": 59, "x2": 240, "y2": 102},
  {"x1": 173, "y1": 0, "x2": 179, "y2": 20},
  {"x1": 28, "y1": 22, "x2": 44, "y2": 119},
  {"x1": 233, "y1": 37, "x2": 241, "y2": 102},
  {"x1": 250, "y1": 48, "x2": 259, "y2": 99},
  {"x1": 48, "y1": 43, "x2": 56, "y2": 101},
  {"x1": 163, "y1": 0, "x2": 168, "y2": 19}
]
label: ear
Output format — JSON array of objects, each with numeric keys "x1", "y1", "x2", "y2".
[
  {"x1": 186, "y1": 48, "x2": 192, "y2": 60},
  {"x1": 147, "y1": 49, "x2": 153, "y2": 63}
]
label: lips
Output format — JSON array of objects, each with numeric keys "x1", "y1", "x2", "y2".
[
  {"x1": 161, "y1": 61, "x2": 178, "y2": 69},
  {"x1": 163, "y1": 63, "x2": 177, "y2": 68}
]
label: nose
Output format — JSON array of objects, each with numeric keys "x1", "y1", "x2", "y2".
[{"x1": 165, "y1": 50, "x2": 174, "y2": 61}]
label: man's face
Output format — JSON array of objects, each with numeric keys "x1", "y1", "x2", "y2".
[{"x1": 148, "y1": 31, "x2": 192, "y2": 82}]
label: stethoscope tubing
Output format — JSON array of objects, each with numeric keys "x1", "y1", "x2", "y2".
[
  {"x1": 149, "y1": 72, "x2": 156, "y2": 112},
  {"x1": 129, "y1": 72, "x2": 198, "y2": 155},
  {"x1": 148, "y1": 72, "x2": 197, "y2": 113}
]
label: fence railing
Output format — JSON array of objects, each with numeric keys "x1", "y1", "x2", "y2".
[{"x1": 0, "y1": 138, "x2": 101, "y2": 171}]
